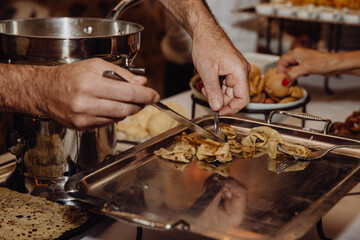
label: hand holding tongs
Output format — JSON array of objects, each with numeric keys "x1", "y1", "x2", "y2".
[{"x1": 213, "y1": 76, "x2": 228, "y2": 142}]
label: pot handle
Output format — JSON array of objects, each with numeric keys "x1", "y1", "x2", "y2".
[
  {"x1": 102, "y1": 202, "x2": 190, "y2": 231},
  {"x1": 106, "y1": 0, "x2": 143, "y2": 20},
  {"x1": 267, "y1": 110, "x2": 332, "y2": 134}
]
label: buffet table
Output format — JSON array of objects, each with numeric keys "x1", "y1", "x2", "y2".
[
  {"x1": 1, "y1": 73, "x2": 359, "y2": 240},
  {"x1": 69, "y1": 73, "x2": 360, "y2": 240}
]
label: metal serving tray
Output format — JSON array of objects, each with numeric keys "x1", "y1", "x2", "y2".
[{"x1": 66, "y1": 113, "x2": 360, "y2": 240}]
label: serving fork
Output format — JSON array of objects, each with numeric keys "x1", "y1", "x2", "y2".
[{"x1": 276, "y1": 144, "x2": 360, "y2": 173}]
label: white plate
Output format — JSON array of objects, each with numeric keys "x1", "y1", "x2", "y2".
[
  {"x1": 243, "y1": 52, "x2": 279, "y2": 73},
  {"x1": 255, "y1": 3, "x2": 276, "y2": 15},
  {"x1": 277, "y1": 5, "x2": 297, "y2": 17},
  {"x1": 190, "y1": 76, "x2": 309, "y2": 112},
  {"x1": 343, "y1": 12, "x2": 360, "y2": 24},
  {"x1": 245, "y1": 88, "x2": 308, "y2": 111}
]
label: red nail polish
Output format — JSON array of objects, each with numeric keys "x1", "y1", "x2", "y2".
[{"x1": 282, "y1": 78, "x2": 290, "y2": 87}]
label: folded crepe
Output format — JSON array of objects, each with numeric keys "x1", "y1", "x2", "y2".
[
  {"x1": 241, "y1": 126, "x2": 311, "y2": 159},
  {"x1": 155, "y1": 124, "x2": 242, "y2": 163}
]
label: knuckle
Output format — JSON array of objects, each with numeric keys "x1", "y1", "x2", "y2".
[
  {"x1": 122, "y1": 87, "x2": 137, "y2": 102},
  {"x1": 71, "y1": 115, "x2": 88, "y2": 129},
  {"x1": 69, "y1": 96, "x2": 87, "y2": 113}
]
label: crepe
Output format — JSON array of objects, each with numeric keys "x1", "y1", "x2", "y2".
[
  {"x1": 155, "y1": 124, "x2": 245, "y2": 163},
  {"x1": 0, "y1": 187, "x2": 88, "y2": 240},
  {"x1": 196, "y1": 161, "x2": 232, "y2": 177},
  {"x1": 241, "y1": 126, "x2": 284, "y2": 159},
  {"x1": 241, "y1": 126, "x2": 311, "y2": 160},
  {"x1": 155, "y1": 124, "x2": 312, "y2": 176},
  {"x1": 154, "y1": 140, "x2": 196, "y2": 163}
]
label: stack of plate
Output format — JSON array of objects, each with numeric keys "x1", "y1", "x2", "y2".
[{"x1": 243, "y1": 52, "x2": 279, "y2": 74}]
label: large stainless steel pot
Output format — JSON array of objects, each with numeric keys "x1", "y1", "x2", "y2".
[
  {"x1": 0, "y1": 17, "x2": 144, "y2": 199},
  {"x1": 0, "y1": 17, "x2": 143, "y2": 65}
]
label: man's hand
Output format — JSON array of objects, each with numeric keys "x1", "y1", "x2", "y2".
[
  {"x1": 197, "y1": 178, "x2": 247, "y2": 231},
  {"x1": 157, "y1": 0, "x2": 250, "y2": 115},
  {"x1": 0, "y1": 58, "x2": 160, "y2": 130},
  {"x1": 192, "y1": 28, "x2": 250, "y2": 115},
  {"x1": 47, "y1": 59, "x2": 160, "y2": 129}
]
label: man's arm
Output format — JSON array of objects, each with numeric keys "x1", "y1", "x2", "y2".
[
  {"x1": 0, "y1": 59, "x2": 159, "y2": 129},
  {"x1": 157, "y1": 0, "x2": 250, "y2": 115}
]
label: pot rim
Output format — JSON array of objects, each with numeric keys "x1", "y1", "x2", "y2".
[{"x1": 0, "y1": 17, "x2": 144, "y2": 39}]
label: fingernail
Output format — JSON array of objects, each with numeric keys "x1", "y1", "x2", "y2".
[{"x1": 282, "y1": 78, "x2": 290, "y2": 87}]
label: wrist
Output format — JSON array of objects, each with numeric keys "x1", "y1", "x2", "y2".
[{"x1": 1, "y1": 64, "x2": 48, "y2": 116}]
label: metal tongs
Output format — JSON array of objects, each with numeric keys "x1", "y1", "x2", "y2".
[{"x1": 213, "y1": 76, "x2": 228, "y2": 142}]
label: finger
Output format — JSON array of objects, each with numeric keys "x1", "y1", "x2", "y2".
[
  {"x1": 65, "y1": 112, "x2": 128, "y2": 130},
  {"x1": 223, "y1": 193, "x2": 246, "y2": 215},
  {"x1": 203, "y1": 74, "x2": 224, "y2": 111},
  {"x1": 286, "y1": 64, "x2": 310, "y2": 81},
  {"x1": 277, "y1": 53, "x2": 299, "y2": 74},
  {"x1": 223, "y1": 87, "x2": 234, "y2": 106},
  {"x1": 222, "y1": 184, "x2": 247, "y2": 214},
  {"x1": 201, "y1": 87, "x2": 207, "y2": 97},
  {"x1": 86, "y1": 80, "x2": 160, "y2": 104},
  {"x1": 112, "y1": 67, "x2": 148, "y2": 85},
  {"x1": 71, "y1": 96, "x2": 146, "y2": 119},
  {"x1": 220, "y1": 71, "x2": 249, "y2": 115},
  {"x1": 204, "y1": 190, "x2": 223, "y2": 211},
  {"x1": 99, "y1": 61, "x2": 148, "y2": 85}
]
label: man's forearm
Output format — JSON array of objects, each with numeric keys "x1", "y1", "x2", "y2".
[
  {"x1": 0, "y1": 64, "x2": 47, "y2": 115},
  {"x1": 156, "y1": 0, "x2": 219, "y2": 38}
]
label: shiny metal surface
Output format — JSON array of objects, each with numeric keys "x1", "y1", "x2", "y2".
[
  {"x1": 11, "y1": 114, "x2": 116, "y2": 179},
  {"x1": 5, "y1": 114, "x2": 116, "y2": 201},
  {"x1": 106, "y1": 0, "x2": 143, "y2": 20},
  {"x1": 66, "y1": 114, "x2": 360, "y2": 240},
  {"x1": 0, "y1": 155, "x2": 15, "y2": 185},
  {"x1": 0, "y1": 17, "x2": 143, "y2": 65},
  {"x1": 267, "y1": 110, "x2": 332, "y2": 134}
]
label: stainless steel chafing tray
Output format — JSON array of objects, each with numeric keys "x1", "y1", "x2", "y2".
[{"x1": 65, "y1": 113, "x2": 360, "y2": 240}]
